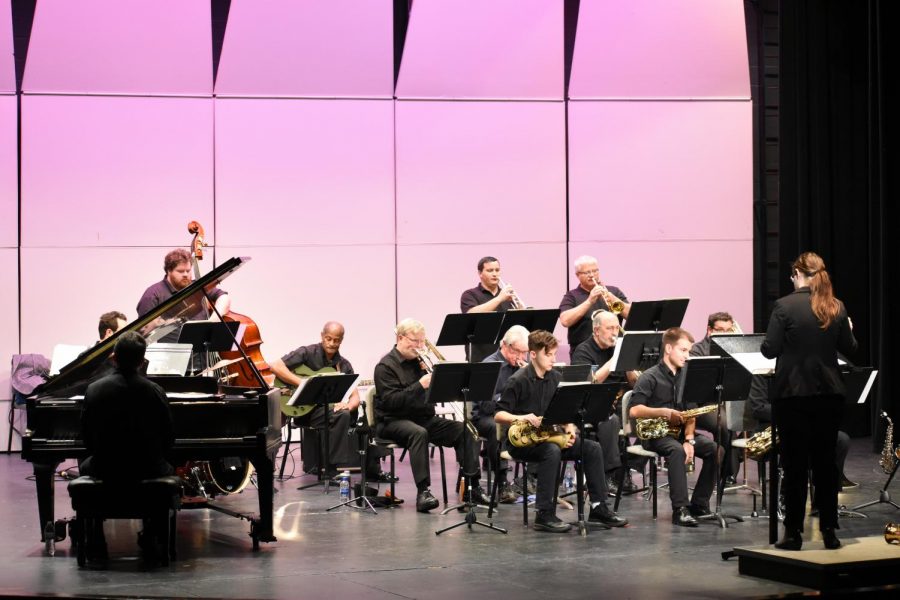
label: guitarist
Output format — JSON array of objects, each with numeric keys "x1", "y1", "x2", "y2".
[{"x1": 270, "y1": 321, "x2": 391, "y2": 481}]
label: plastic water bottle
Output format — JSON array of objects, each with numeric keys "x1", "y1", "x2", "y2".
[
  {"x1": 564, "y1": 466, "x2": 574, "y2": 492},
  {"x1": 339, "y1": 471, "x2": 351, "y2": 502}
]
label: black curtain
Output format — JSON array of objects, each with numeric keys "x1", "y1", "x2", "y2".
[{"x1": 779, "y1": 0, "x2": 898, "y2": 446}]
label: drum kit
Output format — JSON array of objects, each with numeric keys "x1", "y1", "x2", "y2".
[{"x1": 177, "y1": 458, "x2": 253, "y2": 501}]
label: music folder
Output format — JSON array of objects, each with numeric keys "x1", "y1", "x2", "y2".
[
  {"x1": 608, "y1": 331, "x2": 662, "y2": 372},
  {"x1": 288, "y1": 373, "x2": 359, "y2": 407}
]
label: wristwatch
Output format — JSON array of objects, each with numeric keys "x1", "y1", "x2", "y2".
[{"x1": 686, "y1": 439, "x2": 696, "y2": 446}]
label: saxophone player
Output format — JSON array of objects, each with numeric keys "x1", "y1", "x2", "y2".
[
  {"x1": 495, "y1": 330, "x2": 628, "y2": 532},
  {"x1": 629, "y1": 327, "x2": 722, "y2": 527}
]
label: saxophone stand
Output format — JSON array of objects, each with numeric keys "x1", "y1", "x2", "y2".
[
  {"x1": 679, "y1": 356, "x2": 747, "y2": 528},
  {"x1": 851, "y1": 454, "x2": 900, "y2": 514},
  {"x1": 431, "y1": 361, "x2": 507, "y2": 535}
]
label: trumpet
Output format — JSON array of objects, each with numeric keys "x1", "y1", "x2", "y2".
[
  {"x1": 498, "y1": 278, "x2": 528, "y2": 310},
  {"x1": 416, "y1": 339, "x2": 479, "y2": 440},
  {"x1": 591, "y1": 276, "x2": 625, "y2": 314}
]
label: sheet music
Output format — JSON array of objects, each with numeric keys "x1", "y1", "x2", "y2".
[
  {"x1": 288, "y1": 373, "x2": 360, "y2": 406},
  {"x1": 730, "y1": 352, "x2": 776, "y2": 375},
  {"x1": 50, "y1": 344, "x2": 89, "y2": 376},
  {"x1": 608, "y1": 338, "x2": 623, "y2": 372},
  {"x1": 858, "y1": 370, "x2": 878, "y2": 404}
]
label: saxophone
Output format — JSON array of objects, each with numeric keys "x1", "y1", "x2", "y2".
[
  {"x1": 746, "y1": 426, "x2": 774, "y2": 460},
  {"x1": 635, "y1": 404, "x2": 719, "y2": 440},
  {"x1": 508, "y1": 420, "x2": 573, "y2": 449},
  {"x1": 880, "y1": 412, "x2": 898, "y2": 475}
]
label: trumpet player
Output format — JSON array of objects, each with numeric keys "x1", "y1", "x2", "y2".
[
  {"x1": 629, "y1": 327, "x2": 723, "y2": 527},
  {"x1": 479, "y1": 325, "x2": 531, "y2": 503},
  {"x1": 496, "y1": 330, "x2": 628, "y2": 532},
  {"x1": 460, "y1": 256, "x2": 518, "y2": 362},
  {"x1": 373, "y1": 318, "x2": 488, "y2": 513},
  {"x1": 559, "y1": 256, "x2": 630, "y2": 349},
  {"x1": 571, "y1": 310, "x2": 639, "y2": 494}
]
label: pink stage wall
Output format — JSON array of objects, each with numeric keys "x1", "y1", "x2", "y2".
[{"x1": 3, "y1": 1, "x2": 752, "y2": 390}]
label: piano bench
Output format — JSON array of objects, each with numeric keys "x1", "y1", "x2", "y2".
[{"x1": 67, "y1": 475, "x2": 182, "y2": 567}]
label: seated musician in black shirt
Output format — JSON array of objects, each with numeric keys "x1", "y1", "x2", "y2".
[
  {"x1": 479, "y1": 325, "x2": 530, "y2": 503},
  {"x1": 559, "y1": 255, "x2": 630, "y2": 349},
  {"x1": 460, "y1": 256, "x2": 517, "y2": 362},
  {"x1": 373, "y1": 318, "x2": 488, "y2": 513},
  {"x1": 270, "y1": 321, "x2": 390, "y2": 481},
  {"x1": 80, "y1": 331, "x2": 175, "y2": 559},
  {"x1": 629, "y1": 327, "x2": 723, "y2": 527},
  {"x1": 496, "y1": 330, "x2": 628, "y2": 532},
  {"x1": 570, "y1": 310, "x2": 639, "y2": 493}
]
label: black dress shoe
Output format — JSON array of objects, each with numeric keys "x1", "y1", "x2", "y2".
[
  {"x1": 533, "y1": 510, "x2": 572, "y2": 533},
  {"x1": 416, "y1": 489, "x2": 439, "y2": 513},
  {"x1": 458, "y1": 486, "x2": 491, "y2": 511},
  {"x1": 606, "y1": 476, "x2": 619, "y2": 496},
  {"x1": 367, "y1": 471, "x2": 398, "y2": 484},
  {"x1": 498, "y1": 483, "x2": 518, "y2": 504},
  {"x1": 822, "y1": 527, "x2": 841, "y2": 550},
  {"x1": 589, "y1": 504, "x2": 628, "y2": 528},
  {"x1": 688, "y1": 504, "x2": 712, "y2": 518},
  {"x1": 839, "y1": 474, "x2": 858, "y2": 489},
  {"x1": 621, "y1": 473, "x2": 639, "y2": 494},
  {"x1": 672, "y1": 506, "x2": 698, "y2": 527},
  {"x1": 774, "y1": 529, "x2": 803, "y2": 551}
]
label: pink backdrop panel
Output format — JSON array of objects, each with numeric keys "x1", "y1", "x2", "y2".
[
  {"x1": 0, "y1": 248, "x2": 18, "y2": 394},
  {"x1": 215, "y1": 99, "x2": 395, "y2": 246},
  {"x1": 216, "y1": 245, "x2": 396, "y2": 379},
  {"x1": 19, "y1": 247, "x2": 187, "y2": 356},
  {"x1": 215, "y1": 0, "x2": 393, "y2": 98},
  {"x1": 397, "y1": 0, "x2": 562, "y2": 99},
  {"x1": 396, "y1": 101, "x2": 567, "y2": 244},
  {"x1": 21, "y1": 95, "x2": 214, "y2": 247},
  {"x1": 570, "y1": 0, "x2": 750, "y2": 99},
  {"x1": 396, "y1": 242, "x2": 568, "y2": 363},
  {"x1": 568, "y1": 240, "x2": 754, "y2": 340},
  {"x1": 23, "y1": 0, "x2": 212, "y2": 95},
  {"x1": 568, "y1": 100, "x2": 752, "y2": 242},
  {"x1": 0, "y1": 0, "x2": 14, "y2": 93},
  {"x1": 0, "y1": 95, "x2": 16, "y2": 246}
]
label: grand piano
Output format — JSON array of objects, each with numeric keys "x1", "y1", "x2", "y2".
[{"x1": 21, "y1": 256, "x2": 282, "y2": 551}]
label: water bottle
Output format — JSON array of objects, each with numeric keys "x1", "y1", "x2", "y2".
[
  {"x1": 339, "y1": 471, "x2": 351, "y2": 502},
  {"x1": 564, "y1": 465, "x2": 574, "y2": 492}
]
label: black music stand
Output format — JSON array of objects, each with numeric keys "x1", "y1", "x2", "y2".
[
  {"x1": 553, "y1": 364, "x2": 592, "y2": 382},
  {"x1": 327, "y1": 410, "x2": 378, "y2": 515},
  {"x1": 496, "y1": 308, "x2": 560, "y2": 340},
  {"x1": 611, "y1": 331, "x2": 663, "y2": 373},
  {"x1": 679, "y1": 355, "x2": 749, "y2": 528},
  {"x1": 436, "y1": 312, "x2": 505, "y2": 363},
  {"x1": 290, "y1": 373, "x2": 359, "y2": 493},
  {"x1": 624, "y1": 298, "x2": 689, "y2": 331},
  {"x1": 177, "y1": 321, "x2": 241, "y2": 375},
  {"x1": 430, "y1": 361, "x2": 506, "y2": 535},
  {"x1": 541, "y1": 382, "x2": 620, "y2": 536}
]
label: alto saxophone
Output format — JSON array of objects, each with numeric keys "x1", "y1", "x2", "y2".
[
  {"x1": 880, "y1": 412, "x2": 899, "y2": 475},
  {"x1": 635, "y1": 404, "x2": 719, "y2": 440},
  {"x1": 508, "y1": 420, "x2": 573, "y2": 449}
]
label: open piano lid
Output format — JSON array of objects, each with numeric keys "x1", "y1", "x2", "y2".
[{"x1": 34, "y1": 256, "x2": 253, "y2": 397}]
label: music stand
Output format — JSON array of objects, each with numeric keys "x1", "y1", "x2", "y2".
[
  {"x1": 610, "y1": 331, "x2": 663, "y2": 373},
  {"x1": 177, "y1": 321, "x2": 242, "y2": 375},
  {"x1": 289, "y1": 373, "x2": 359, "y2": 493},
  {"x1": 541, "y1": 382, "x2": 620, "y2": 536},
  {"x1": 496, "y1": 308, "x2": 560, "y2": 340},
  {"x1": 436, "y1": 312, "x2": 504, "y2": 363},
  {"x1": 430, "y1": 361, "x2": 506, "y2": 535},
  {"x1": 679, "y1": 356, "x2": 750, "y2": 528},
  {"x1": 553, "y1": 364, "x2": 592, "y2": 383},
  {"x1": 623, "y1": 298, "x2": 689, "y2": 332}
]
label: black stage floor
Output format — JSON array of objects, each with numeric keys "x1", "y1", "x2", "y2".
[{"x1": 2, "y1": 438, "x2": 899, "y2": 599}]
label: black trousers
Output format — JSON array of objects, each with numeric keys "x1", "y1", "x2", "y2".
[
  {"x1": 645, "y1": 434, "x2": 720, "y2": 511},
  {"x1": 774, "y1": 395, "x2": 843, "y2": 531},
  {"x1": 595, "y1": 415, "x2": 622, "y2": 472},
  {"x1": 695, "y1": 411, "x2": 739, "y2": 478},
  {"x1": 379, "y1": 416, "x2": 479, "y2": 492},
  {"x1": 298, "y1": 407, "x2": 380, "y2": 475},
  {"x1": 508, "y1": 437, "x2": 608, "y2": 513},
  {"x1": 474, "y1": 414, "x2": 508, "y2": 476}
]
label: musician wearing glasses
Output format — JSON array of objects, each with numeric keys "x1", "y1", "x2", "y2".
[
  {"x1": 460, "y1": 256, "x2": 518, "y2": 362},
  {"x1": 761, "y1": 252, "x2": 857, "y2": 551},
  {"x1": 270, "y1": 321, "x2": 390, "y2": 482},
  {"x1": 373, "y1": 318, "x2": 488, "y2": 513},
  {"x1": 479, "y1": 325, "x2": 530, "y2": 504},
  {"x1": 570, "y1": 310, "x2": 639, "y2": 494},
  {"x1": 629, "y1": 327, "x2": 722, "y2": 527},
  {"x1": 495, "y1": 330, "x2": 628, "y2": 532},
  {"x1": 559, "y1": 255, "x2": 630, "y2": 349}
]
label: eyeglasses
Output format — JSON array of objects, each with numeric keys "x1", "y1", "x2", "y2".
[
  {"x1": 401, "y1": 334, "x2": 425, "y2": 346},
  {"x1": 577, "y1": 269, "x2": 600, "y2": 276}
]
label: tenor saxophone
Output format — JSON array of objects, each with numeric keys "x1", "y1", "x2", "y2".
[
  {"x1": 508, "y1": 420, "x2": 573, "y2": 449},
  {"x1": 880, "y1": 412, "x2": 898, "y2": 475}
]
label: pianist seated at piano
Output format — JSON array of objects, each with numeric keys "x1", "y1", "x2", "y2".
[
  {"x1": 80, "y1": 331, "x2": 175, "y2": 562},
  {"x1": 270, "y1": 321, "x2": 394, "y2": 483}
]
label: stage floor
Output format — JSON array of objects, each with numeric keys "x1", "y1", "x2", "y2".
[{"x1": 1, "y1": 437, "x2": 898, "y2": 599}]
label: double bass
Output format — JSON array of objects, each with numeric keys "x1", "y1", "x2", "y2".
[{"x1": 188, "y1": 221, "x2": 274, "y2": 386}]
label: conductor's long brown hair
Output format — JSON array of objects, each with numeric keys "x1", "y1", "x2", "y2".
[{"x1": 793, "y1": 252, "x2": 841, "y2": 329}]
